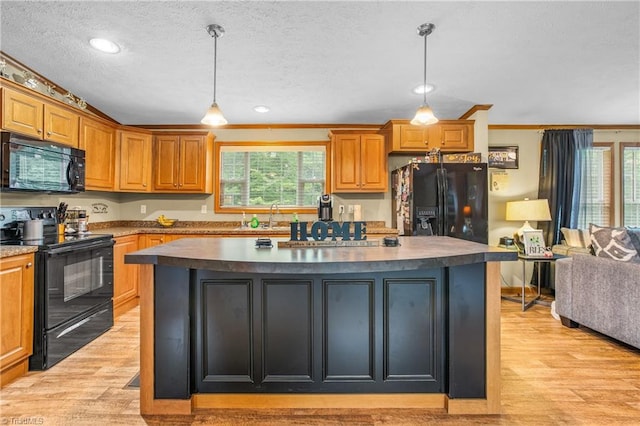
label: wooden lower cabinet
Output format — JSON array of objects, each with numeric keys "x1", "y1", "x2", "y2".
[
  {"x1": 113, "y1": 235, "x2": 140, "y2": 318},
  {"x1": 0, "y1": 253, "x2": 35, "y2": 387},
  {"x1": 141, "y1": 234, "x2": 169, "y2": 247}
]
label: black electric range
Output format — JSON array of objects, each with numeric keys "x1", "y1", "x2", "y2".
[{"x1": 1, "y1": 206, "x2": 115, "y2": 370}]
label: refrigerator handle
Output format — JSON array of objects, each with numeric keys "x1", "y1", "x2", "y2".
[{"x1": 441, "y1": 168, "x2": 448, "y2": 236}]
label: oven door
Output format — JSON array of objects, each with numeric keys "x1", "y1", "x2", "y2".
[{"x1": 43, "y1": 238, "x2": 114, "y2": 330}]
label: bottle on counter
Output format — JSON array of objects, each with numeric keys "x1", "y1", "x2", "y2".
[
  {"x1": 292, "y1": 212, "x2": 299, "y2": 223},
  {"x1": 241, "y1": 211, "x2": 247, "y2": 228},
  {"x1": 250, "y1": 214, "x2": 260, "y2": 228}
]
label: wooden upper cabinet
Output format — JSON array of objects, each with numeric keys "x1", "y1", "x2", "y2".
[
  {"x1": 0, "y1": 253, "x2": 34, "y2": 387},
  {"x1": 2, "y1": 88, "x2": 43, "y2": 138},
  {"x1": 381, "y1": 120, "x2": 474, "y2": 153},
  {"x1": 43, "y1": 103, "x2": 79, "y2": 147},
  {"x1": 1, "y1": 87, "x2": 79, "y2": 147},
  {"x1": 331, "y1": 131, "x2": 387, "y2": 193},
  {"x1": 152, "y1": 133, "x2": 213, "y2": 193},
  {"x1": 118, "y1": 129, "x2": 152, "y2": 192},
  {"x1": 79, "y1": 117, "x2": 117, "y2": 190}
]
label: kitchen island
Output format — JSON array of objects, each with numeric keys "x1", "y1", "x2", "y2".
[{"x1": 125, "y1": 236, "x2": 516, "y2": 415}]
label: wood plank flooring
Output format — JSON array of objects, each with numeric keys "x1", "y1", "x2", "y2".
[{"x1": 1, "y1": 300, "x2": 639, "y2": 425}]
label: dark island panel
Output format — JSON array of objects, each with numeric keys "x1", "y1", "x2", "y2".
[
  {"x1": 324, "y1": 280, "x2": 375, "y2": 381},
  {"x1": 263, "y1": 279, "x2": 314, "y2": 382},
  {"x1": 163, "y1": 269, "x2": 448, "y2": 396}
]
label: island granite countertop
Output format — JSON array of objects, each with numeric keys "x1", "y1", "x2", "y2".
[{"x1": 126, "y1": 235, "x2": 517, "y2": 274}]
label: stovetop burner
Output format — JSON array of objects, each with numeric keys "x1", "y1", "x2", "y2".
[{"x1": 3, "y1": 232, "x2": 113, "y2": 249}]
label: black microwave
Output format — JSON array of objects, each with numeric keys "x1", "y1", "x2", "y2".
[{"x1": 1, "y1": 132, "x2": 85, "y2": 193}]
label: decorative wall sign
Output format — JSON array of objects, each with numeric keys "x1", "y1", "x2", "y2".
[
  {"x1": 488, "y1": 146, "x2": 519, "y2": 169},
  {"x1": 522, "y1": 229, "x2": 546, "y2": 257}
]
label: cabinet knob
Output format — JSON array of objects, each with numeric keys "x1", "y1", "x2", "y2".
[
  {"x1": 143, "y1": 183, "x2": 147, "y2": 187},
  {"x1": 173, "y1": 183, "x2": 178, "y2": 187},
  {"x1": 47, "y1": 131, "x2": 52, "y2": 136},
  {"x1": 26, "y1": 262, "x2": 33, "y2": 268},
  {"x1": 37, "y1": 129, "x2": 42, "y2": 134}
]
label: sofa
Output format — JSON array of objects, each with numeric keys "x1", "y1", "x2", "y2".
[{"x1": 554, "y1": 226, "x2": 640, "y2": 349}]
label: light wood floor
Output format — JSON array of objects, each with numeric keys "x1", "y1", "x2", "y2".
[{"x1": 1, "y1": 300, "x2": 639, "y2": 425}]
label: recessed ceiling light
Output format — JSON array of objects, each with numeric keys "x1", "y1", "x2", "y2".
[
  {"x1": 89, "y1": 38, "x2": 120, "y2": 54},
  {"x1": 253, "y1": 105, "x2": 270, "y2": 113},
  {"x1": 413, "y1": 84, "x2": 435, "y2": 95}
]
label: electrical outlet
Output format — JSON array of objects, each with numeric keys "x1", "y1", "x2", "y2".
[
  {"x1": 348, "y1": 205, "x2": 354, "y2": 214},
  {"x1": 338, "y1": 205, "x2": 345, "y2": 214},
  {"x1": 140, "y1": 205, "x2": 146, "y2": 214},
  {"x1": 201, "y1": 205, "x2": 207, "y2": 214}
]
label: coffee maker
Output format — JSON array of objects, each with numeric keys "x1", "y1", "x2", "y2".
[{"x1": 318, "y1": 194, "x2": 333, "y2": 221}]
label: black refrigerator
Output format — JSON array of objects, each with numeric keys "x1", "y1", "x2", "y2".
[{"x1": 392, "y1": 161, "x2": 488, "y2": 244}]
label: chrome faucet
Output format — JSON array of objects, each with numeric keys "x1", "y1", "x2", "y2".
[{"x1": 269, "y1": 203, "x2": 279, "y2": 228}]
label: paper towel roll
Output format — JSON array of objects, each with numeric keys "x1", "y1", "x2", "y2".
[{"x1": 353, "y1": 205, "x2": 362, "y2": 221}]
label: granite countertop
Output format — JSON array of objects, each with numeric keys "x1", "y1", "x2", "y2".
[
  {"x1": 1, "y1": 221, "x2": 398, "y2": 259},
  {"x1": 126, "y1": 235, "x2": 517, "y2": 274},
  {"x1": 0, "y1": 245, "x2": 39, "y2": 259},
  {"x1": 92, "y1": 220, "x2": 398, "y2": 238}
]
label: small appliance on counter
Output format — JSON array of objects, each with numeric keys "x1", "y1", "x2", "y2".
[{"x1": 318, "y1": 194, "x2": 333, "y2": 221}]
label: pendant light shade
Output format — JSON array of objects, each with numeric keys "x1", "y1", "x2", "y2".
[
  {"x1": 411, "y1": 23, "x2": 438, "y2": 126},
  {"x1": 201, "y1": 102, "x2": 227, "y2": 126},
  {"x1": 201, "y1": 24, "x2": 227, "y2": 126}
]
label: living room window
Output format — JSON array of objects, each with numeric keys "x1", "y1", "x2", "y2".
[
  {"x1": 215, "y1": 141, "x2": 329, "y2": 213},
  {"x1": 621, "y1": 143, "x2": 640, "y2": 227},
  {"x1": 578, "y1": 143, "x2": 613, "y2": 227}
]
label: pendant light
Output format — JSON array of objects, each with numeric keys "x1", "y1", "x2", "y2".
[
  {"x1": 410, "y1": 23, "x2": 438, "y2": 126},
  {"x1": 201, "y1": 24, "x2": 227, "y2": 126}
]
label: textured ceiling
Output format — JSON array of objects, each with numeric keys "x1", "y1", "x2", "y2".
[{"x1": 1, "y1": 1, "x2": 638, "y2": 126}]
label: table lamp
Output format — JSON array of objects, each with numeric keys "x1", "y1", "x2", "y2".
[{"x1": 505, "y1": 198, "x2": 552, "y2": 240}]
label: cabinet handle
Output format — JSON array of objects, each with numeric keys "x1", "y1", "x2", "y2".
[
  {"x1": 173, "y1": 183, "x2": 178, "y2": 187},
  {"x1": 47, "y1": 131, "x2": 52, "y2": 136},
  {"x1": 26, "y1": 262, "x2": 33, "y2": 268},
  {"x1": 37, "y1": 129, "x2": 42, "y2": 134},
  {"x1": 441, "y1": 140, "x2": 445, "y2": 145},
  {"x1": 143, "y1": 183, "x2": 147, "y2": 187}
]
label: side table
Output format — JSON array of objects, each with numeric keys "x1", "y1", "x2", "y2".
[{"x1": 502, "y1": 253, "x2": 566, "y2": 311}]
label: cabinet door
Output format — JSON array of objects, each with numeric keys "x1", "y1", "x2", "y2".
[
  {"x1": 399, "y1": 125, "x2": 429, "y2": 150},
  {"x1": 436, "y1": 123, "x2": 473, "y2": 152},
  {"x1": 153, "y1": 135, "x2": 180, "y2": 190},
  {"x1": 142, "y1": 234, "x2": 168, "y2": 248},
  {"x1": 0, "y1": 254, "x2": 34, "y2": 382},
  {"x1": 43, "y1": 103, "x2": 79, "y2": 147},
  {"x1": 178, "y1": 135, "x2": 206, "y2": 191},
  {"x1": 1, "y1": 88, "x2": 43, "y2": 138},
  {"x1": 119, "y1": 130, "x2": 152, "y2": 191},
  {"x1": 79, "y1": 117, "x2": 116, "y2": 190},
  {"x1": 332, "y1": 134, "x2": 361, "y2": 191},
  {"x1": 113, "y1": 235, "x2": 140, "y2": 316},
  {"x1": 359, "y1": 134, "x2": 387, "y2": 191}
]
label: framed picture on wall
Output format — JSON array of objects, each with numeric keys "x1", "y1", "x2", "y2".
[{"x1": 488, "y1": 146, "x2": 519, "y2": 169}]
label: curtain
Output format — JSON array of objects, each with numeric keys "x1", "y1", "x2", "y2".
[
  {"x1": 575, "y1": 130, "x2": 597, "y2": 229},
  {"x1": 536, "y1": 129, "x2": 593, "y2": 288}
]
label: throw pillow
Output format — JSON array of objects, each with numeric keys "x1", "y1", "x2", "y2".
[
  {"x1": 589, "y1": 224, "x2": 640, "y2": 262},
  {"x1": 626, "y1": 227, "x2": 640, "y2": 254},
  {"x1": 560, "y1": 227, "x2": 590, "y2": 248}
]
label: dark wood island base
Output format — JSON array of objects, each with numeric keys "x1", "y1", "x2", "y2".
[{"x1": 127, "y1": 236, "x2": 516, "y2": 415}]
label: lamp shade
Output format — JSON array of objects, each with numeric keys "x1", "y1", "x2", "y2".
[
  {"x1": 410, "y1": 104, "x2": 439, "y2": 126},
  {"x1": 506, "y1": 199, "x2": 551, "y2": 222},
  {"x1": 200, "y1": 102, "x2": 227, "y2": 126},
  {"x1": 506, "y1": 199, "x2": 551, "y2": 241}
]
